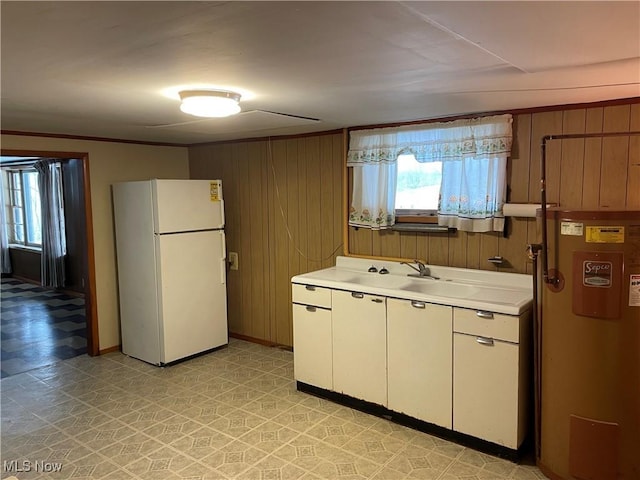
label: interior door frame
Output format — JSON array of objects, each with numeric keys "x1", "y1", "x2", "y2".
[{"x1": 1, "y1": 148, "x2": 99, "y2": 356}]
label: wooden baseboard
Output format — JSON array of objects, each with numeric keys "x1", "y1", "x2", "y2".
[
  {"x1": 229, "y1": 332, "x2": 293, "y2": 352},
  {"x1": 98, "y1": 345, "x2": 121, "y2": 355}
]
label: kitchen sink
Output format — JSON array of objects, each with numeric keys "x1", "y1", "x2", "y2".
[
  {"x1": 402, "y1": 281, "x2": 479, "y2": 298},
  {"x1": 349, "y1": 274, "x2": 412, "y2": 289}
]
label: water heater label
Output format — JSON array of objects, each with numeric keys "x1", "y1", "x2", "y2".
[
  {"x1": 630, "y1": 274, "x2": 640, "y2": 307},
  {"x1": 561, "y1": 222, "x2": 584, "y2": 236},
  {"x1": 585, "y1": 226, "x2": 624, "y2": 243},
  {"x1": 583, "y1": 261, "x2": 612, "y2": 287}
]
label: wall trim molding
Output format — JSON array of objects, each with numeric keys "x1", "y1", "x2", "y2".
[{"x1": 1, "y1": 130, "x2": 187, "y2": 148}]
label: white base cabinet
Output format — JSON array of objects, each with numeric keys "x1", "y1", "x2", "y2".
[
  {"x1": 387, "y1": 299, "x2": 452, "y2": 428},
  {"x1": 332, "y1": 290, "x2": 387, "y2": 406},
  {"x1": 292, "y1": 284, "x2": 333, "y2": 390},
  {"x1": 293, "y1": 304, "x2": 333, "y2": 390},
  {"x1": 292, "y1": 279, "x2": 531, "y2": 453},
  {"x1": 453, "y1": 308, "x2": 530, "y2": 449}
]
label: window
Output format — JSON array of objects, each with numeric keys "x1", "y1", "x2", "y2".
[
  {"x1": 394, "y1": 154, "x2": 441, "y2": 217},
  {"x1": 347, "y1": 114, "x2": 512, "y2": 232},
  {"x1": 3, "y1": 169, "x2": 42, "y2": 248}
]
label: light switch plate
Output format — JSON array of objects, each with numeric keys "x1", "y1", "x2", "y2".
[{"x1": 229, "y1": 252, "x2": 239, "y2": 270}]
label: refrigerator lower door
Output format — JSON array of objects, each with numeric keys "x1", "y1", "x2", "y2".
[{"x1": 155, "y1": 229, "x2": 228, "y2": 363}]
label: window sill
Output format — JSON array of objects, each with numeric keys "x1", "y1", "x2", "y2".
[
  {"x1": 391, "y1": 223, "x2": 454, "y2": 233},
  {"x1": 395, "y1": 215, "x2": 438, "y2": 224},
  {"x1": 8, "y1": 244, "x2": 42, "y2": 253}
]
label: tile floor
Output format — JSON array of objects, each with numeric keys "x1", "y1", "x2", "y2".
[
  {"x1": 1, "y1": 338, "x2": 548, "y2": 480},
  {"x1": 1, "y1": 277, "x2": 86, "y2": 378}
]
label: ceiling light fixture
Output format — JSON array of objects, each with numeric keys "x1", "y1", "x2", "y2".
[{"x1": 178, "y1": 89, "x2": 242, "y2": 118}]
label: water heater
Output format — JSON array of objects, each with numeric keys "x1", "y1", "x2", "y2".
[{"x1": 539, "y1": 208, "x2": 640, "y2": 480}]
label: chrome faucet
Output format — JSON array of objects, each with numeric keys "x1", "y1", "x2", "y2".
[{"x1": 401, "y1": 260, "x2": 440, "y2": 280}]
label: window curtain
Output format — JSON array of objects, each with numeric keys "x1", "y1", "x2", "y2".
[
  {"x1": 0, "y1": 176, "x2": 12, "y2": 274},
  {"x1": 433, "y1": 115, "x2": 512, "y2": 232},
  {"x1": 34, "y1": 159, "x2": 66, "y2": 288},
  {"x1": 347, "y1": 128, "x2": 399, "y2": 229},
  {"x1": 347, "y1": 114, "x2": 512, "y2": 232}
]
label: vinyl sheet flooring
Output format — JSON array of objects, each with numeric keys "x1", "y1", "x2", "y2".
[
  {"x1": 1, "y1": 338, "x2": 548, "y2": 480},
  {"x1": 1, "y1": 277, "x2": 87, "y2": 378}
]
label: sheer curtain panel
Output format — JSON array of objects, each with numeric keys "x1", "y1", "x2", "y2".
[
  {"x1": 34, "y1": 159, "x2": 67, "y2": 288},
  {"x1": 347, "y1": 128, "x2": 399, "y2": 229},
  {"x1": 435, "y1": 115, "x2": 512, "y2": 232},
  {"x1": 0, "y1": 177, "x2": 12, "y2": 274}
]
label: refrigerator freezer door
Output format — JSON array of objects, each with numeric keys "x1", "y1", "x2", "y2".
[
  {"x1": 153, "y1": 179, "x2": 224, "y2": 234},
  {"x1": 155, "y1": 230, "x2": 228, "y2": 363}
]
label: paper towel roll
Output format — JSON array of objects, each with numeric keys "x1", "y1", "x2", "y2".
[{"x1": 503, "y1": 203, "x2": 542, "y2": 218}]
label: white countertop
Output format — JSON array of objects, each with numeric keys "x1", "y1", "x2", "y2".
[{"x1": 291, "y1": 257, "x2": 533, "y2": 315}]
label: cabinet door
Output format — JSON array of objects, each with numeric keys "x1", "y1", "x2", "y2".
[
  {"x1": 453, "y1": 333, "x2": 519, "y2": 448},
  {"x1": 387, "y1": 299, "x2": 452, "y2": 428},
  {"x1": 293, "y1": 304, "x2": 332, "y2": 390},
  {"x1": 332, "y1": 290, "x2": 387, "y2": 406}
]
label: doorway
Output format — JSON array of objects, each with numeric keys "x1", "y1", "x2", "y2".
[{"x1": 1, "y1": 150, "x2": 98, "y2": 375}]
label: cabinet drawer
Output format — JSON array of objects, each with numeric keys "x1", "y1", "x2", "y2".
[
  {"x1": 453, "y1": 307, "x2": 522, "y2": 343},
  {"x1": 292, "y1": 283, "x2": 332, "y2": 308}
]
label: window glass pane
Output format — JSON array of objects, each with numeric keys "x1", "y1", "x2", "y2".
[
  {"x1": 22, "y1": 171, "x2": 42, "y2": 245},
  {"x1": 10, "y1": 172, "x2": 23, "y2": 207},
  {"x1": 395, "y1": 154, "x2": 442, "y2": 211},
  {"x1": 12, "y1": 222, "x2": 24, "y2": 243}
]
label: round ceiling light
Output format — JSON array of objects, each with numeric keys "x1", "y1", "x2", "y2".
[{"x1": 178, "y1": 89, "x2": 242, "y2": 118}]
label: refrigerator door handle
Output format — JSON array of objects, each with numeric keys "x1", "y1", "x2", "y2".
[
  {"x1": 220, "y1": 231, "x2": 226, "y2": 259},
  {"x1": 219, "y1": 231, "x2": 226, "y2": 285},
  {"x1": 219, "y1": 199, "x2": 225, "y2": 228}
]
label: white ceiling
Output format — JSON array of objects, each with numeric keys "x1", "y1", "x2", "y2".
[{"x1": 1, "y1": 1, "x2": 639, "y2": 145}]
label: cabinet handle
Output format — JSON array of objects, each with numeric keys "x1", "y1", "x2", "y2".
[
  {"x1": 411, "y1": 300, "x2": 426, "y2": 309},
  {"x1": 305, "y1": 285, "x2": 316, "y2": 291},
  {"x1": 305, "y1": 306, "x2": 317, "y2": 312},
  {"x1": 371, "y1": 298, "x2": 383, "y2": 303},
  {"x1": 476, "y1": 310, "x2": 494, "y2": 319},
  {"x1": 476, "y1": 336, "x2": 494, "y2": 346},
  {"x1": 351, "y1": 292, "x2": 364, "y2": 299}
]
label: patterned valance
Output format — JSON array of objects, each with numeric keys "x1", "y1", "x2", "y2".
[{"x1": 347, "y1": 114, "x2": 512, "y2": 166}]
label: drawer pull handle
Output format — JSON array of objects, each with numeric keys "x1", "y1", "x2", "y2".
[
  {"x1": 351, "y1": 292, "x2": 364, "y2": 299},
  {"x1": 305, "y1": 306, "x2": 317, "y2": 312},
  {"x1": 371, "y1": 298, "x2": 383, "y2": 303},
  {"x1": 305, "y1": 285, "x2": 316, "y2": 291},
  {"x1": 476, "y1": 310, "x2": 494, "y2": 319},
  {"x1": 411, "y1": 301, "x2": 426, "y2": 309},
  {"x1": 476, "y1": 336, "x2": 494, "y2": 346}
]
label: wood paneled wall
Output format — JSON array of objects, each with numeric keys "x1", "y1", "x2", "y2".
[
  {"x1": 350, "y1": 102, "x2": 640, "y2": 275},
  {"x1": 189, "y1": 133, "x2": 344, "y2": 346},
  {"x1": 190, "y1": 100, "x2": 639, "y2": 346}
]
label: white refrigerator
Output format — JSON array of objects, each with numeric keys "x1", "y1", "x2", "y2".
[{"x1": 112, "y1": 179, "x2": 228, "y2": 366}]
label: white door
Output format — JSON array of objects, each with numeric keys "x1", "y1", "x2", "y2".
[
  {"x1": 153, "y1": 179, "x2": 224, "y2": 233},
  {"x1": 293, "y1": 304, "x2": 333, "y2": 389},
  {"x1": 453, "y1": 333, "x2": 519, "y2": 448},
  {"x1": 332, "y1": 290, "x2": 387, "y2": 406},
  {"x1": 156, "y1": 229, "x2": 228, "y2": 363},
  {"x1": 387, "y1": 299, "x2": 452, "y2": 428}
]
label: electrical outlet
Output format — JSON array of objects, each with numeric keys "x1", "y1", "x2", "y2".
[{"x1": 229, "y1": 252, "x2": 239, "y2": 271}]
